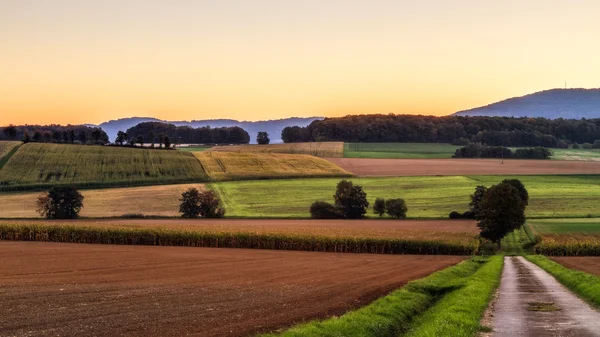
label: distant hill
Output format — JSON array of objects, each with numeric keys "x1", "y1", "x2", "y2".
[
  {"x1": 97, "y1": 117, "x2": 322, "y2": 143},
  {"x1": 454, "y1": 88, "x2": 600, "y2": 119}
]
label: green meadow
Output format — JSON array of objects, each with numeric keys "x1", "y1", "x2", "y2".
[
  {"x1": 343, "y1": 143, "x2": 460, "y2": 159},
  {"x1": 528, "y1": 218, "x2": 600, "y2": 234},
  {"x1": 209, "y1": 175, "x2": 600, "y2": 219}
]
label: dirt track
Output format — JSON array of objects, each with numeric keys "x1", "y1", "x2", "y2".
[
  {"x1": 552, "y1": 257, "x2": 600, "y2": 276},
  {"x1": 327, "y1": 158, "x2": 600, "y2": 176},
  {"x1": 0, "y1": 242, "x2": 464, "y2": 337}
]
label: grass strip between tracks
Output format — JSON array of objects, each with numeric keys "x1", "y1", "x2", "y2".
[
  {"x1": 0, "y1": 223, "x2": 478, "y2": 255},
  {"x1": 525, "y1": 255, "x2": 600, "y2": 308},
  {"x1": 263, "y1": 256, "x2": 503, "y2": 337}
]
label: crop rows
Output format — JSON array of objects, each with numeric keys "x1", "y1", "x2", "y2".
[
  {"x1": 210, "y1": 142, "x2": 344, "y2": 158},
  {"x1": 0, "y1": 143, "x2": 208, "y2": 191},
  {"x1": 0, "y1": 224, "x2": 479, "y2": 255},
  {"x1": 195, "y1": 152, "x2": 351, "y2": 181},
  {"x1": 534, "y1": 234, "x2": 600, "y2": 256},
  {"x1": 0, "y1": 141, "x2": 22, "y2": 168}
]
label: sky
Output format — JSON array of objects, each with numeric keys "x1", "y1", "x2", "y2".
[{"x1": 1, "y1": 0, "x2": 599, "y2": 125}]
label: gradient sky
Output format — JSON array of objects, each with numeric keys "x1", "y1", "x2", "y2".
[{"x1": 1, "y1": 0, "x2": 599, "y2": 125}]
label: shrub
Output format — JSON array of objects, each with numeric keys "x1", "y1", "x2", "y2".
[
  {"x1": 572, "y1": 143, "x2": 580, "y2": 149},
  {"x1": 179, "y1": 188, "x2": 225, "y2": 218},
  {"x1": 333, "y1": 180, "x2": 369, "y2": 219},
  {"x1": 581, "y1": 143, "x2": 593, "y2": 149},
  {"x1": 36, "y1": 186, "x2": 84, "y2": 219},
  {"x1": 449, "y1": 211, "x2": 462, "y2": 219},
  {"x1": 461, "y1": 211, "x2": 475, "y2": 219},
  {"x1": 514, "y1": 147, "x2": 551, "y2": 159},
  {"x1": 310, "y1": 201, "x2": 340, "y2": 219},
  {"x1": 593, "y1": 140, "x2": 600, "y2": 149},
  {"x1": 385, "y1": 198, "x2": 408, "y2": 219},
  {"x1": 373, "y1": 198, "x2": 386, "y2": 217}
]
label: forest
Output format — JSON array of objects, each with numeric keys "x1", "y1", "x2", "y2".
[
  {"x1": 125, "y1": 122, "x2": 250, "y2": 145},
  {"x1": 281, "y1": 114, "x2": 600, "y2": 147},
  {"x1": 0, "y1": 125, "x2": 109, "y2": 144}
]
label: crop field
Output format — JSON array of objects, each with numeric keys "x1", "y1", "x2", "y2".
[
  {"x1": 327, "y1": 158, "x2": 600, "y2": 176},
  {"x1": 551, "y1": 148, "x2": 600, "y2": 161},
  {"x1": 209, "y1": 175, "x2": 600, "y2": 218},
  {"x1": 194, "y1": 152, "x2": 351, "y2": 181},
  {"x1": 210, "y1": 142, "x2": 344, "y2": 157},
  {"x1": 0, "y1": 143, "x2": 208, "y2": 190},
  {"x1": 0, "y1": 241, "x2": 465, "y2": 337},
  {"x1": 177, "y1": 145, "x2": 212, "y2": 152},
  {"x1": 344, "y1": 142, "x2": 461, "y2": 159},
  {"x1": 528, "y1": 218, "x2": 600, "y2": 234},
  {"x1": 0, "y1": 183, "x2": 205, "y2": 218},
  {"x1": 534, "y1": 233, "x2": 600, "y2": 256},
  {"x1": 551, "y1": 257, "x2": 600, "y2": 277},
  {"x1": 0, "y1": 141, "x2": 21, "y2": 167}
]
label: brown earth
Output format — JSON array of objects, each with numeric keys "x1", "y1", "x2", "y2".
[
  {"x1": 552, "y1": 257, "x2": 600, "y2": 276},
  {"x1": 327, "y1": 158, "x2": 600, "y2": 176},
  {"x1": 0, "y1": 242, "x2": 464, "y2": 337}
]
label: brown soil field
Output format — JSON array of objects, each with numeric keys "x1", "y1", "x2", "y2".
[
  {"x1": 552, "y1": 257, "x2": 600, "y2": 276},
  {"x1": 0, "y1": 183, "x2": 204, "y2": 218},
  {"x1": 0, "y1": 218, "x2": 478, "y2": 242},
  {"x1": 0, "y1": 242, "x2": 465, "y2": 337},
  {"x1": 327, "y1": 158, "x2": 600, "y2": 176},
  {"x1": 210, "y1": 142, "x2": 344, "y2": 158}
]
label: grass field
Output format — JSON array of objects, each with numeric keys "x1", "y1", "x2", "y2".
[
  {"x1": 551, "y1": 148, "x2": 600, "y2": 161},
  {"x1": 0, "y1": 143, "x2": 208, "y2": 190},
  {"x1": 194, "y1": 152, "x2": 351, "y2": 181},
  {"x1": 344, "y1": 143, "x2": 460, "y2": 159},
  {"x1": 177, "y1": 145, "x2": 212, "y2": 152},
  {"x1": 529, "y1": 218, "x2": 600, "y2": 234},
  {"x1": 210, "y1": 142, "x2": 344, "y2": 157},
  {"x1": 209, "y1": 175, "x2": 600, "y2": 218},
  {"x1": 0, "y1": 141, "x2": 22, "y2": 168}
]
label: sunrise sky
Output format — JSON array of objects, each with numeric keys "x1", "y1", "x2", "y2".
[{"x1": 1, "y1": 0, "x2": 599, "y2": 125}]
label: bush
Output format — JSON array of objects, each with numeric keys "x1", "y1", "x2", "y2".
[
  {"x1": 373, "y1": 198, "x2": 386, "y2": 217},
  {"x1": 333, "y1": 180, "x2": 369, "y2": 219},
  {"x1": 461, "y1": 211, "x2": 475, "y2": 219},
  {"x1": 449, "y1": 211, "x2": 462, "y2": 219},
  {"x1": 581, "y1": 143, "x2": 593, "y2": 149},
  {"x1": 572, "y1": 143, "x2": 580, "y2": 149},
  {"x1": 514, "y1": 147, "x2": 552, "y2": 159},
  {"x1": 385, "y1": 199, "x2": 407, "y2": 219},
  {"x1": 310, "y1": 201, "x2": 340, "y2": 219},
  {"x1": 179, "y1": 188, "x2": 225, "y2": 218},
  {"x1": 593, "y1": 140, "x2": 600, "y2": 149},
  {"x1": 36, "y1": 186, "x2": 84, "y2": 219},
  {"x1": 451, "y1": 137, "x2": 470, "y2": 146},
  {"x1": 452, "y1": 143, "x2": 513, "y2": 159}
]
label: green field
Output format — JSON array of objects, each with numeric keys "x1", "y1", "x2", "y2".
[
  {"x1": 0, "y1": 141, "x2": 22, "y2": 168},
  {"x1": 550, "y1": 148, "x2": 600, "y2": 161},
  {"x1": 209, "y1": 175, "x2": 600, "y2": 218},
  {"x1": 0, "y1": 143, "x2": 208, "y2": 190},
  {"x1": 177, "y1": 146, "x2": 212, "y2": 152},
  {"x1": 344, "y1": 143, "x2": 460, "y2": 159},
  {"x1": 528, "y1": 218, "x2": 600, "y2": 234}
]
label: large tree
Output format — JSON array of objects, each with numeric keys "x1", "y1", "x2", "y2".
[
  {"x1": 476, "y1": 182, "x2": 526, "y2": 248},
  {"x1": 501, "y1": 179, "x2": 529, "y2": 205},
  {"x1": 257, "y1": 131, "x2": 270, "y2": 145},
  {"x1": 333, "y1": 180, "x2": 369, "y2": 219},
  {"x1": 36, "y1": 187, "x2": 84, "y2": 219}
]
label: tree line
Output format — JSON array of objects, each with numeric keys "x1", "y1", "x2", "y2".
[
  {"x1": 124, "y1": 122, "x2": 250, "y2": 145},
  {"x1": 1, "y1": 125, "x2": 109, "y2": 145},
  {"x1": 281, "y1": 114, "x2": 600, "y2": 147}
]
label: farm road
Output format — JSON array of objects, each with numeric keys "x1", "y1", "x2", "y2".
[{"x1": 491, "y1": 256, "x2": 600, "y2": 336}]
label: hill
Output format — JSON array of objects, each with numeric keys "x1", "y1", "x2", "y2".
[
  {"x1": 454, "y1": 88, "x2": 600, "y2": 118},
  {"x1": 98, "y1": 117, "x2": 322, "y2": 143}
]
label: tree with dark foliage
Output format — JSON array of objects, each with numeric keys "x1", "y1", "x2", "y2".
[
  {"x1": 115, "y1": 131, "x2": 127, "y2": 145},
  {"x1": 310, "y1": 201, "x2": 340, "y2": 219},
  {"x1": 469, "y1": 186, "x2": 488, "y2": 216},
  {"x1": 179, "y1": 188, "x2": 225, "y2": 218},
  {"x1": 501, "y1": 179, "x2": 529, "y2": 205},
  {"x1": 36, "y1": 187, "x2": 84, "y2": 219},
  {"x1": 476, "y1": 182, "x2": 526, "y2": 248},
  {"x1": 385, "y1": 199, "x2": 408, "y2": 219},
  {"x1": 257, "y1": 131, "x2": 270, "y2": 145},
  {"x1": 373, "y1": 198, "x2": 386, "y2": 217},
  {"x1": 333, "y1": 180, "x2": 369, "y2": 219},
  {"x1": 3, "y1": 125, "x2": 17, "y2": 140}
]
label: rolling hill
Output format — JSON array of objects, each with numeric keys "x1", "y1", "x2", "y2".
[{"x1": 454, "y1": 88, "x2": 600, "y2": 119}]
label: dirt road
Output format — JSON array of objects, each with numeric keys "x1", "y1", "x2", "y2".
[
  {"x1": 491, "y1": 256, "x2": 600, "y2": 336},
  {"x1": 0, "y1": 242, "x2": 464, "y2": 337},
  {"x1": 327, "y1": 158, "x2": 600, "y2": 176}
]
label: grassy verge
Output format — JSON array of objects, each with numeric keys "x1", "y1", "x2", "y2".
[
  {"x1": 0, "y1": 223, "x2": 478, "y2": 255},
  {"x1": 501, "y1": 227, "x2": 534, "y2": 256},
  {"x1": 525, "y1": 255, "x2": 600, "y2": 308},
  {"x1": 263, "y1": 256, "x2": 502, "y2": 337}
]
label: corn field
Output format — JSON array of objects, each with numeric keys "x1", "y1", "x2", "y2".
[
  {"x1": 0, "y1": 143, "x2": 208, "y2": 191},
  {"x1": 209, "y1": 142, "x2": 344, "y2": 158},
  {"x1": 195, "y1": 152, "x2": 351, "y2": 181},
  {"x1": 0, "y1": 223, "x2": 479, "y2": 255},
  {"x1": 534, "y1": 234, "x2": 600, "y2": 256},
  {"x1": 0, "y1": 141, "x2": 22, "y2": 167}
]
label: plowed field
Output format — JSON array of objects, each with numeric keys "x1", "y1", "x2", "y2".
[
  {"x1": 552, "y1": 257, "x2": 600, "y2": 276},
  {"x1": 0, "y1": 242, "x2": 464, "y2": 337}
]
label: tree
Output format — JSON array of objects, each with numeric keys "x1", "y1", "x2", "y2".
[
  {"x1": 51, "y1": 130, "x2": 62, "y2": 142},
  {"x1": 476, "y1": 183, "x2": 526, "y2": 248},
  {"x1": 373, "y1": 198, "x2": 386, "y2": 217},
  {"x1": 179, "y1": 188, "x2": 225, "y2": 218},
  {"x1": 310, "y1": 201, "x2": 340, "y2": 219},
  {"x1": 115, "y1": 131, "x2": 127, "y2": 145},
  {"x1": 385, "y1": 199, "x2": 408, "y2": 219},
  {"x1": 91, "y1": 129, "x2": 103, "y2": 143},
  {"x1": 36, "y1": 186, "x2": 84, "y2": 219},
  {"x1": 149, "y1": 131, "x2": 155, "y2": 147},
  {"x1": 3, "y1": 125, "x2": 17, "y2": 140},
  {"x1": 501, "y1": 179, "x2": 529, "y2": 205},
  {"x1": 32, "y1": 130, "x2": 42, "y2": 142},
  {"x1": 257, "y1": 131, "x2": 270, "y2": 145},
  {"x1": 22, "y1": 132, "x2": 30, "y2": 143},
  {"x1": 164, "y1": 136, "x2": 171, "y2": 149},
  {"x1": 136, "y1": 135, "x2": 144, "y2": 147},
  {"x1": 78, "y1": 130, "x2": 87, "y2": 143},
  {"x1": 333, "y1": 180, "x2": 369, "y2": 219},
  {"x1": 469, "y1": 185, "x2": 488, "y2": 216}
]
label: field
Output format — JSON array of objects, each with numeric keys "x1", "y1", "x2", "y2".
[
  {"x1": 177, "y1": 145, "x2": 213, "y2": 152},
  {"x1": 0, "y1": 141, "x2": 21, "y2": 167},
  {"x1": 328, "y1": 158, "x2": 600, "y2": 176},
  {"x1": 0, "y1": 183, "x2": 205, "y2": 218},
  {"x1": 529, "y1": 218, "x2": 600, "y2": 234},
  {"x1": 209, "y1": 175, "x2": 600, "y2": 218},
  {"x1": 0, "y1": 143, "x2": 208, "y2": 190},
  {"x1": 0, "y1": 241, "x2": 464, "y2": 337},
  {"x1": 551, "y1": 148, "x2": 600, "y2": 161},
  {"x1": 551, "y1": 257, "x2": 600, "y2": 277},
  {"x1": 194, "y1": 152, "x2": 351, "y2": 180},
  {"x1": 344, "y1": 143, "x2": 460, "y2": 159},
  {"x1": 210, "y1": 142, "x2": 344, "y2": 157}
]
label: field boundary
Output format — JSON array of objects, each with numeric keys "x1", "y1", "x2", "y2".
[
  {"x1": 0, "y1": 223, "x2": 478, "y2": 255},
  {"x1": 0, "y1": 142, "x2": 22, "y2": 170}
]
